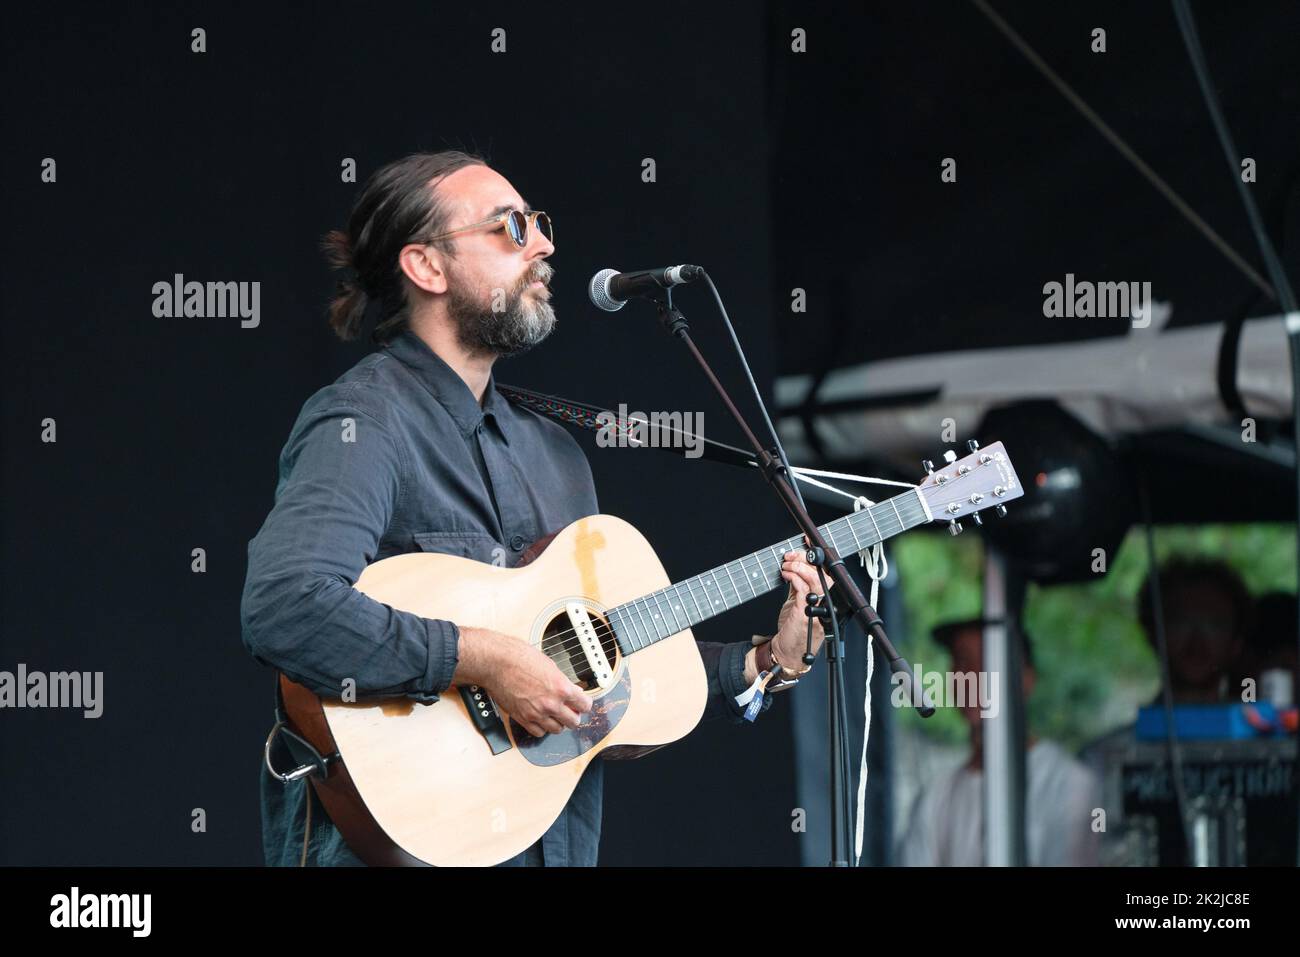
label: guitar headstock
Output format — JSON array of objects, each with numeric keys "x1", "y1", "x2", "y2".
[{"x1": 917, "y1": 440, "x2": 1024, "y2": 534}]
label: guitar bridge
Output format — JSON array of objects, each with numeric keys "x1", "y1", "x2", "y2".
[{"x1": 459, "y1": 684, "x2": 512, "y2": 755}]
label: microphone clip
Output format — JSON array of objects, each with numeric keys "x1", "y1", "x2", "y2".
[{"x1": 653, "y1": 292, "x2": 691, "y2": 338}]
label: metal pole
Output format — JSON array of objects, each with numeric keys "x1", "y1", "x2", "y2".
[{"x1": 982, "y1": 545, "x2": 1026, "y2": 865}]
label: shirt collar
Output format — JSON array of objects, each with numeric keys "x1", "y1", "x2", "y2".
[{"x1": 383, "y1": 331, "x2": 512, "y2": 445}]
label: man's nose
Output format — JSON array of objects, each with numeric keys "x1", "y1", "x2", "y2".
[{"x1": 526, "y1": 224, "x2": 554, "y2": 259}]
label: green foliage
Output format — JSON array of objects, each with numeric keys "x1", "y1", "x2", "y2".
[
  {"x1": 890, "y1": 531, "x2": 983, "y2": 747},
  {"x1": 891, "y1": 523, "x2": 1296, "y2": 752}
]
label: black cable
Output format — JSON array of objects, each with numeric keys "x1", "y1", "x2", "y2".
[
  {"x1": 968, "y1": 0, "x2": 1277, "y2": 302},
  {"x1": 1171, "y1": 0, "x2": 1300, "y2": 867},
  {"x1": 699, "y1": 274, "x2": 808, "y2": 508},
  {"x1": 815, "y1": 561, "x2": 856, "y2": 862},
  {"x1": 1214, "y1": 292, "x2": 1253, "y2": 424},
  {"x1": 699, "y1": 271, "x2": 861, "y2": 865},
  {"x1": 1138, "y1": 475, "x2": 1196, "y2": 865},
  {"x1": 1170, "y1": 1, "x2": 1297, "y2": 316}
]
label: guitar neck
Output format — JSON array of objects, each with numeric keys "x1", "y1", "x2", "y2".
[{"x1": 609, "y1": 487, "x2": 932, "y2": 653}]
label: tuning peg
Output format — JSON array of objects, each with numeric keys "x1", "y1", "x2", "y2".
[
  {"x1": 995, "y1": 504, "x2": 1008, "y2": 518},
  {"x1": 967, "y1": 439, "x2": 980, "y2": 452},
  {"x1": 943, "y1": 450, "x2": 958, "y2": 464},
  {"x1": 922, "y1": 459, "x2": 934, "y2": 475},
  {"x1": 971, "y1": 511, "x2": 983, "y2": 526},
  {"x1": 948, "y1": 520, "x2": 963, "y2": 536}
]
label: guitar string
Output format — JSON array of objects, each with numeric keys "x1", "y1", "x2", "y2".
[
  {"x1": 456, "y1": 466, "x2": 992, "y2": 670},
  {"x1": 517, "y1": 504, "x2": 914, "y2": 659},
  {"x1": 519, "y1": 502, "x2": 918, "y2": 660},
  {"x1": 504, "y1": 501, "x2": 919, "y2": 662}
]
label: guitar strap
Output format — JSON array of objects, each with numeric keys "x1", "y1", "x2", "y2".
[{"x1": 496, "y1": 383, "x2": 612, "y2": 434}]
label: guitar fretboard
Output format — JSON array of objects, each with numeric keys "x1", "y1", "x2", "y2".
[{"x1": 607, "y1": 487, "x2": 930, "y2": 653}]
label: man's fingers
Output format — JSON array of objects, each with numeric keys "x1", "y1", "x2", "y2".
[
  {"x1": 564, "y1": 686, "x2": 592, "y2": 714},
  {"x1": 783, "y1": 566, "x2": 824, "y2": 602},
  {"x1": 550, "y1": 702, "x2": 582, "y2": 730},
  {"x1": 782, "y1": 552, "x2": 835, "y2": 593}
]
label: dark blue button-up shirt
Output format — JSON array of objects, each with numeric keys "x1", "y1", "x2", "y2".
[{"x1": 242, "y1": 330, "x2": 770, "y2": 867}]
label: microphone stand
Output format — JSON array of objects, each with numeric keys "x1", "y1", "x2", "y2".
[{"x1": 649, "y1": 290, "x2": 935, "y2": 868}]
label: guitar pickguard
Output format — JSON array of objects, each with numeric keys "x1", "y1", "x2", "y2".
[{"x1": 508, "y1": 664, "x2": 632, "y2": 766}]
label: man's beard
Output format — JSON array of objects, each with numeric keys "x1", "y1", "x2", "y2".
[{"x1": 446, "y1": 262, "x2": 557, "y2": 359}]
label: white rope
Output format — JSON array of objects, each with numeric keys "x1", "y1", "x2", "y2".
[
  {"x1": 852, "y1": 495, "x2": 887, "y2": 866},
  {"x1": 791, "y1": 468, "x2": 907, "y2": 574},
  {"x1": 791, "y1": 466, "x2": 916, "y2": 490},
  {"x1": 855, "y1": 626, "x2": 876, "y2": 866}
]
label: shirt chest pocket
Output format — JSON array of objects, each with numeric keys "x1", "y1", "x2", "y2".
[{"x1": 411, "y1": 530, "x2": 506, "y2": 566}]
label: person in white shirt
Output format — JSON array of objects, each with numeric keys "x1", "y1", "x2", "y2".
[{"x1": 898, "y1": 619, "x2": 1100, "y2": 866}]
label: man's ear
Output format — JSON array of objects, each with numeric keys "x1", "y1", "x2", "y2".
[{"x1": 399, "y1": 243, "x2": 449, "y2": 295}]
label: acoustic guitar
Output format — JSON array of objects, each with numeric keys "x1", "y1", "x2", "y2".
[{"x1": 278, "y1": 441, "x2": 1023, "y2": 865}]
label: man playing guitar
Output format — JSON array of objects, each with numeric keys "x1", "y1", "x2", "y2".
[{"x1": 241, "y1": 150, "x2": 829, "y2": 866}]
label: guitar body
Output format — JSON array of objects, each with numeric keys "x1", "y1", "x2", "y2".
[{"x1": 280, "y1": 514, "x2": 708, "y2": 867}]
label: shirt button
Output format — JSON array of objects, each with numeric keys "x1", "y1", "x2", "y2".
[{"x1": 509, "y1": 534, "x2": 526, "y2": 551}]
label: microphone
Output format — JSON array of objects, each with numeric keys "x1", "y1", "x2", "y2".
[{"x1": 588, "y1": 265, "x2": 703, "y2": 312}]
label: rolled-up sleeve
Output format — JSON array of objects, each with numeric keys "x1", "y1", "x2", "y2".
[
  {"x1": 696, "y1": 640, "x2": 773, "y2": 723},
  {"x1": 240, "y1": 402, "x2": 459, "y2": 699}
]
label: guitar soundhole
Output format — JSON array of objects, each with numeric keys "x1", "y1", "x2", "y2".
[{"x1": 540, "y1": 610, "x2": 620, "y2": 692}]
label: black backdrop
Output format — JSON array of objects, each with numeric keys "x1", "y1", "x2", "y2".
[
  {"x1": 768, "y1": 1, "x2": 1300, "y2": 373},
  {"x1": 1, "y1": 2, "x2": 805, "y2": 865}
]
